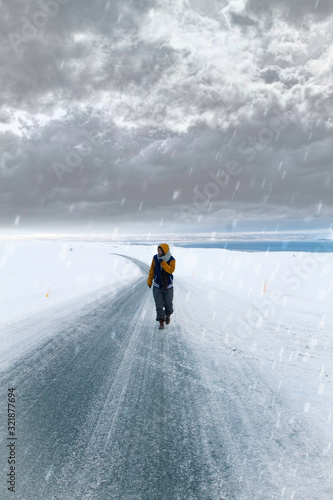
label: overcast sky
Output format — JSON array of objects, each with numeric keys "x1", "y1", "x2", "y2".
[{"x1": 1, "y1": 0, "x2": 332, "y2": 235}]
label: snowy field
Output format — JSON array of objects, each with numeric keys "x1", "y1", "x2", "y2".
[{"x1": 0, "y1": 239, "x2": 332, "y2": 499}]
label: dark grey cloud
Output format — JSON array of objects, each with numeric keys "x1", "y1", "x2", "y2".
[
  {"x1": 246, "y1": 0, "x2": 333, "y2": 22},
  {"x1": 1, "y1": 0, "x2": 333, "y2": 234},
  {"x1": 229, "y1": 12, "x2": 257, "y2": 27},
  {"x1": 258, "y1": 66, "x2": 281, "y2": 85}
]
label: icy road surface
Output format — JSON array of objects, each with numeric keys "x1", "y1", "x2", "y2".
[{"x1": 0, "y1": 254, "x2": 331, "y2": 500}]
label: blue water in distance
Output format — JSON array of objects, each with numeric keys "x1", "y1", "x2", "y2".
[{"x1": 173, "y1": 241, "x2": 333, "y2": 252}]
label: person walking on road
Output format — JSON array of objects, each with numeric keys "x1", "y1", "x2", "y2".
[{"x1": 147, "y1": 243, "x2": 176, "y2": 330}]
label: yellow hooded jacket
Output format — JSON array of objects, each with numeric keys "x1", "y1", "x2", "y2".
[{"x1": 147, "y1": 243, "x2": 176, "y2": 288}]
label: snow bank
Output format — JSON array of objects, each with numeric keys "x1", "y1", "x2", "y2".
[
  {"x1": 0, "y1": 240, "x2": 140, "y2": 325},
  {"x1": 1, "y1": 240, "x2": 332, "y2": 325}
]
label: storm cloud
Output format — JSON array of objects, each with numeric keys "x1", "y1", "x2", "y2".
[{"x1": 1, "y1": 0, "x2": 332, "y2": 234}]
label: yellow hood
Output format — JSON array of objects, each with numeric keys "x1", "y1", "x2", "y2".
[{"x1": 158, "y1": 243, "x2": 169, "y2": 255}]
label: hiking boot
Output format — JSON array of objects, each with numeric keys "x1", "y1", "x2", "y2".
[
  {"x1": 159, "y1": 319, "x2": 165, "y2": 329},
  {"x1": 165, "y1": 316, "x2": 170, "y2": 325}
]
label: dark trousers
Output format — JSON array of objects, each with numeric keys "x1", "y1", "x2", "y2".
[{"x1": 153, "y1": 286, "x2": 174, "y2": 321}]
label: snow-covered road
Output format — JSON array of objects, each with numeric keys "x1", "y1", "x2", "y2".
[{"x1": 0, "y1": 254, "x2": 332, "y2": 499}]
